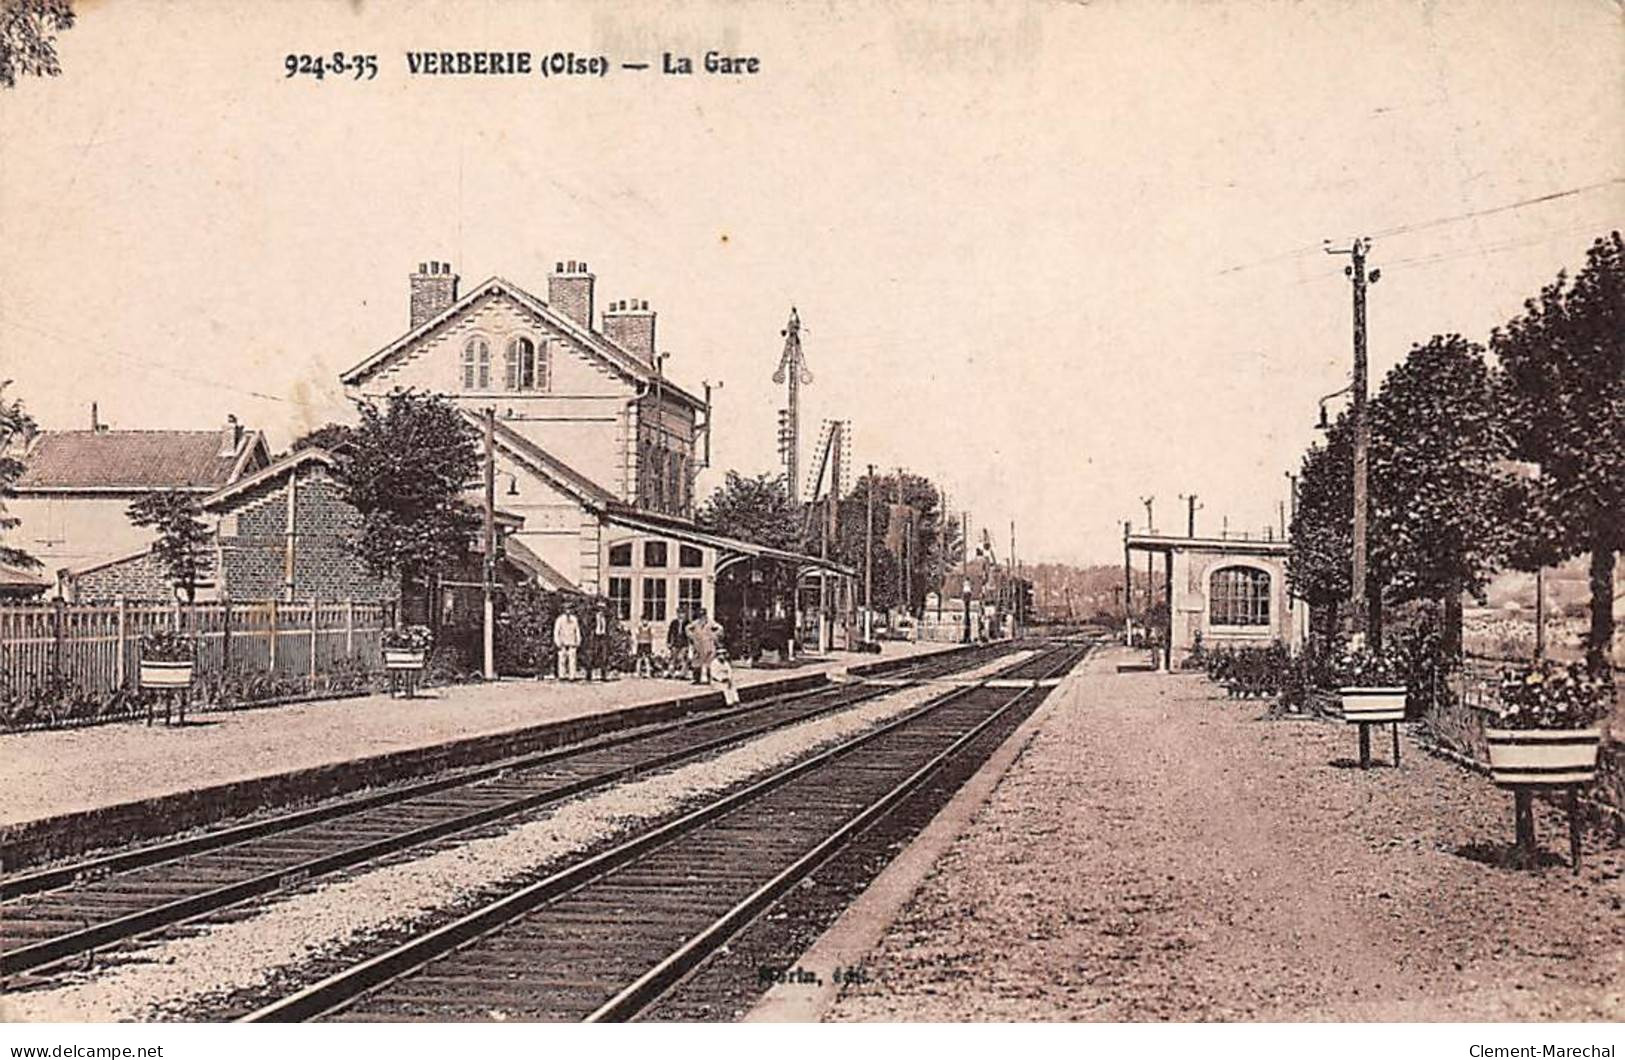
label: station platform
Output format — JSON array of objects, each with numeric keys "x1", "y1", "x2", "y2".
[{"x1": 1, "y1": 640, "x2": 962, "y2": 870}]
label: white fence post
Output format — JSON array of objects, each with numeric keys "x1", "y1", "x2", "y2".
[
  {"x1": 268, "y1": 597, "x2": 280, "y2": 674},
  {"x1": 115, "y1": 596, "x2": 128, "y2": 691}
]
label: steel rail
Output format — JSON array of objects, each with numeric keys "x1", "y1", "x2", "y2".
[
  {"x1": 7, "y1": 643, "x2": 1006, "y2": 902},
  {"x1": 586, "y1": 645, "x2": 1085, "y2": 1021},
  {"x1": 3, "y1": 644, "x2": 1010, "y2": 978},
  {"x1": 237, "y1": 642, "x2": 1084, "y2": 1023}
]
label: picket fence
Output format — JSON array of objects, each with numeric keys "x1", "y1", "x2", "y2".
[{"x1": 0, "y1": 598, "x2": 397, "y2": 714}]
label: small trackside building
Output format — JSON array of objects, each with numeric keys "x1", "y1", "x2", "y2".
[{"x1": 1125, "y1": 530, "x2": 1308, "y2": 671}]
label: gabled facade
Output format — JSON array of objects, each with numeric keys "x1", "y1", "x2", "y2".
[
  {"x1": 59, "y1": 448, "x2": 395, "y2": 603},
  {"x1": 339, "y1": 258, "x2": 856, "y2": 652},
  {"x1": 340, "y1": 262, "x2": 706, "y2": 523}
]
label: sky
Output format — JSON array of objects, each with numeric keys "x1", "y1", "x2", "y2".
[{"x1": 1, "y1": 0, "x2": 1620, "y2": 565}]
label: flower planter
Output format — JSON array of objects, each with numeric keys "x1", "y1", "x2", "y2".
[
  {"x1": 1484, "y1": 727, "x2": 1602, "y2": 788},
  {"x1": 1338, "y1": 686, "x2": 1407, "y2": 724},
  {"x1": 383, "y1": 649, "x2": 427, "y2": 671},
  {"x1": 139, "y1": 659, "x2": 195, "y2": 689}
]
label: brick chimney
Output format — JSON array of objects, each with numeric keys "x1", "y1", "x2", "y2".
[
  {"x1": 218, "y1": 414, "x2": 243, "y2": 457},
  {"x1": 409, "y1": 261, "x2": 459, "y2": 328},
  {"x1": 602, "y1": 299, "x2": 656, "y2": 364},
  {"x1": 548, "y1": 260, "x2": 595, "y2": 329}
]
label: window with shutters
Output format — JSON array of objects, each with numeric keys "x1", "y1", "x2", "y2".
[
  {"x1": 462, "y1": 336, "x2": 491, "y2": 390},
  {"x1": 503, "y1": 336, "x2": 538, "y2": 391}
]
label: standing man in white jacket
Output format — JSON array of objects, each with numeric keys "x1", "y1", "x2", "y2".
[{"x1": 553, "y1": 605, "x2": 582, "y2": 681}]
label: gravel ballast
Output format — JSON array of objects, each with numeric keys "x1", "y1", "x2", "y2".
[
  {"x1": 3, "y1": 651, "x2": 1033, "y2": 1023},
  {"x1": 827, "y1": 647, "x2": 1625, "y2": 1022}
]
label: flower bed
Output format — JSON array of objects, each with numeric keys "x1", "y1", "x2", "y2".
[{"x1": 1201, "y1": 643, "x2": 1291, "y2": 699}]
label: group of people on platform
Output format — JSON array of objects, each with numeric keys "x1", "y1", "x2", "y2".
[{"x1": 549, "y1": 601, "x2": 735, "y2": 687}]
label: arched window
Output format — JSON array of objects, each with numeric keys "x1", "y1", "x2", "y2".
[
  {"x1": 1210, "y1": 566, "x2": 1271, "y2": 626},
  {"x1": 462, "y1": 336, "x2": 490, "y2": 390},
  {"x1": 505, "y1": 337, "x2": 537, "y2": 391}
]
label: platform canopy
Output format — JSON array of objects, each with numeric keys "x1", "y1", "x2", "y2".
[{"x1": 605, "y1": 508, "x2": 854, "y2": 578}]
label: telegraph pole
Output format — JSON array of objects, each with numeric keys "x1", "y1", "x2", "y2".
[
  {"x1": 936, "y1": 490, "x2": 947, "y2": 623},
  {"x1": 482, "y1": 407, "x2": 497, "y2": 680},
  {"x1": 962, "y1": 508, "x2": 972, "y2": 643},
  {"x1": 1122, "y1": 519, "x2": 1133, "y2": 639},
  {"x1": 1178, "y1": 493, "x2": 1201, "y2": 538},
  {"x1": 1325, "y1": 237, "x2": 1380, "y2": 644},
  {"x1": 864, "y1": 464, "x2": 875, "y2": 641},
  {"x1": 1139, "y1": 495, "x2": 1155, "y2": 614},
  {"x1": 1009, "y1": 519, "x2": 1017, "y2": 632}
]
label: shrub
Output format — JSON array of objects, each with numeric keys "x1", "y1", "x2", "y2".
[
  {"x1": 494, "y1": 583, "x2": 570, "y2": 677},
  {"x1": 1204, "y1": 643, "x2": 1291, "y2": 697}
]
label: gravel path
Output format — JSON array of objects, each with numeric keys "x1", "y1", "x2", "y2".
[
  {"x1": 2, "y1": 651, "x2": 1032, "y2": 1023},
  {"x1": 827, "y1": 647, "x2": 1625, "y2": 1022}
]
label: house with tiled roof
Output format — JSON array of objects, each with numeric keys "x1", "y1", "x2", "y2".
[
  {"x1": 0, "y1": 563, "x2": 48, "y2": 600},
  {"x1": 341, "y1": 260, "x2": 855, "y2": 650},
  {"x1": 54, "y1": 446, "x2": 506, "y2": 604},
  {"x1": 5, "y1": 412, "x2": 269, "y2": 591}
]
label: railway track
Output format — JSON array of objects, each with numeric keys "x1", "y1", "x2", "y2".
[
  {"x1": 1, "y1": 642, "x2": 1019, "y2": 983},
  {"x1": 239, "y1": 641, "x2": 1088, "y2": 1023}
]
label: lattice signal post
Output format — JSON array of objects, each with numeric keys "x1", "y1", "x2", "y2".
[{"x1": 773, "y1": 307, "x2": 812, "y2": 505}]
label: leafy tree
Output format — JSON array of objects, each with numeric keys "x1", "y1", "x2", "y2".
[
  {"x1": 127, "y1": 490, "x2": 215, "y2": 602},
  {"x1": 1287, "y1": 415, "x2": 1354, "y2": 640},
  {"x1": 1367, "y1": 334, "x2": 1509, "y2": 656},
  {"x1": 0, "y1": 380, "x2": 38, "y2": 570},
  {"x1": 1, "y1": 0, "x2": 75, "y2": 89},
  {"x1": 826, "y1": 470, "x2": 955, "y2": 616},
  {"x1": 286, "y1": 422, "x2": 354, "y2": 457},
  {"x1": 1492, "y1": 232, "x2": 1624, "y2": 672},
  {"x1": 696, "y1": 471, "x2": 802, "y2": 553},
  {"x1": 334, "y1": 389, "x2": 481, "y2": 618}
]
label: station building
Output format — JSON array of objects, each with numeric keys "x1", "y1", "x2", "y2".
[
  {"x1": 339, "y1": 260, "x2": 854, "y2": 649},
  {"x1": 1124, "y1": 530, "x2": 1308, "y2": 671}
]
